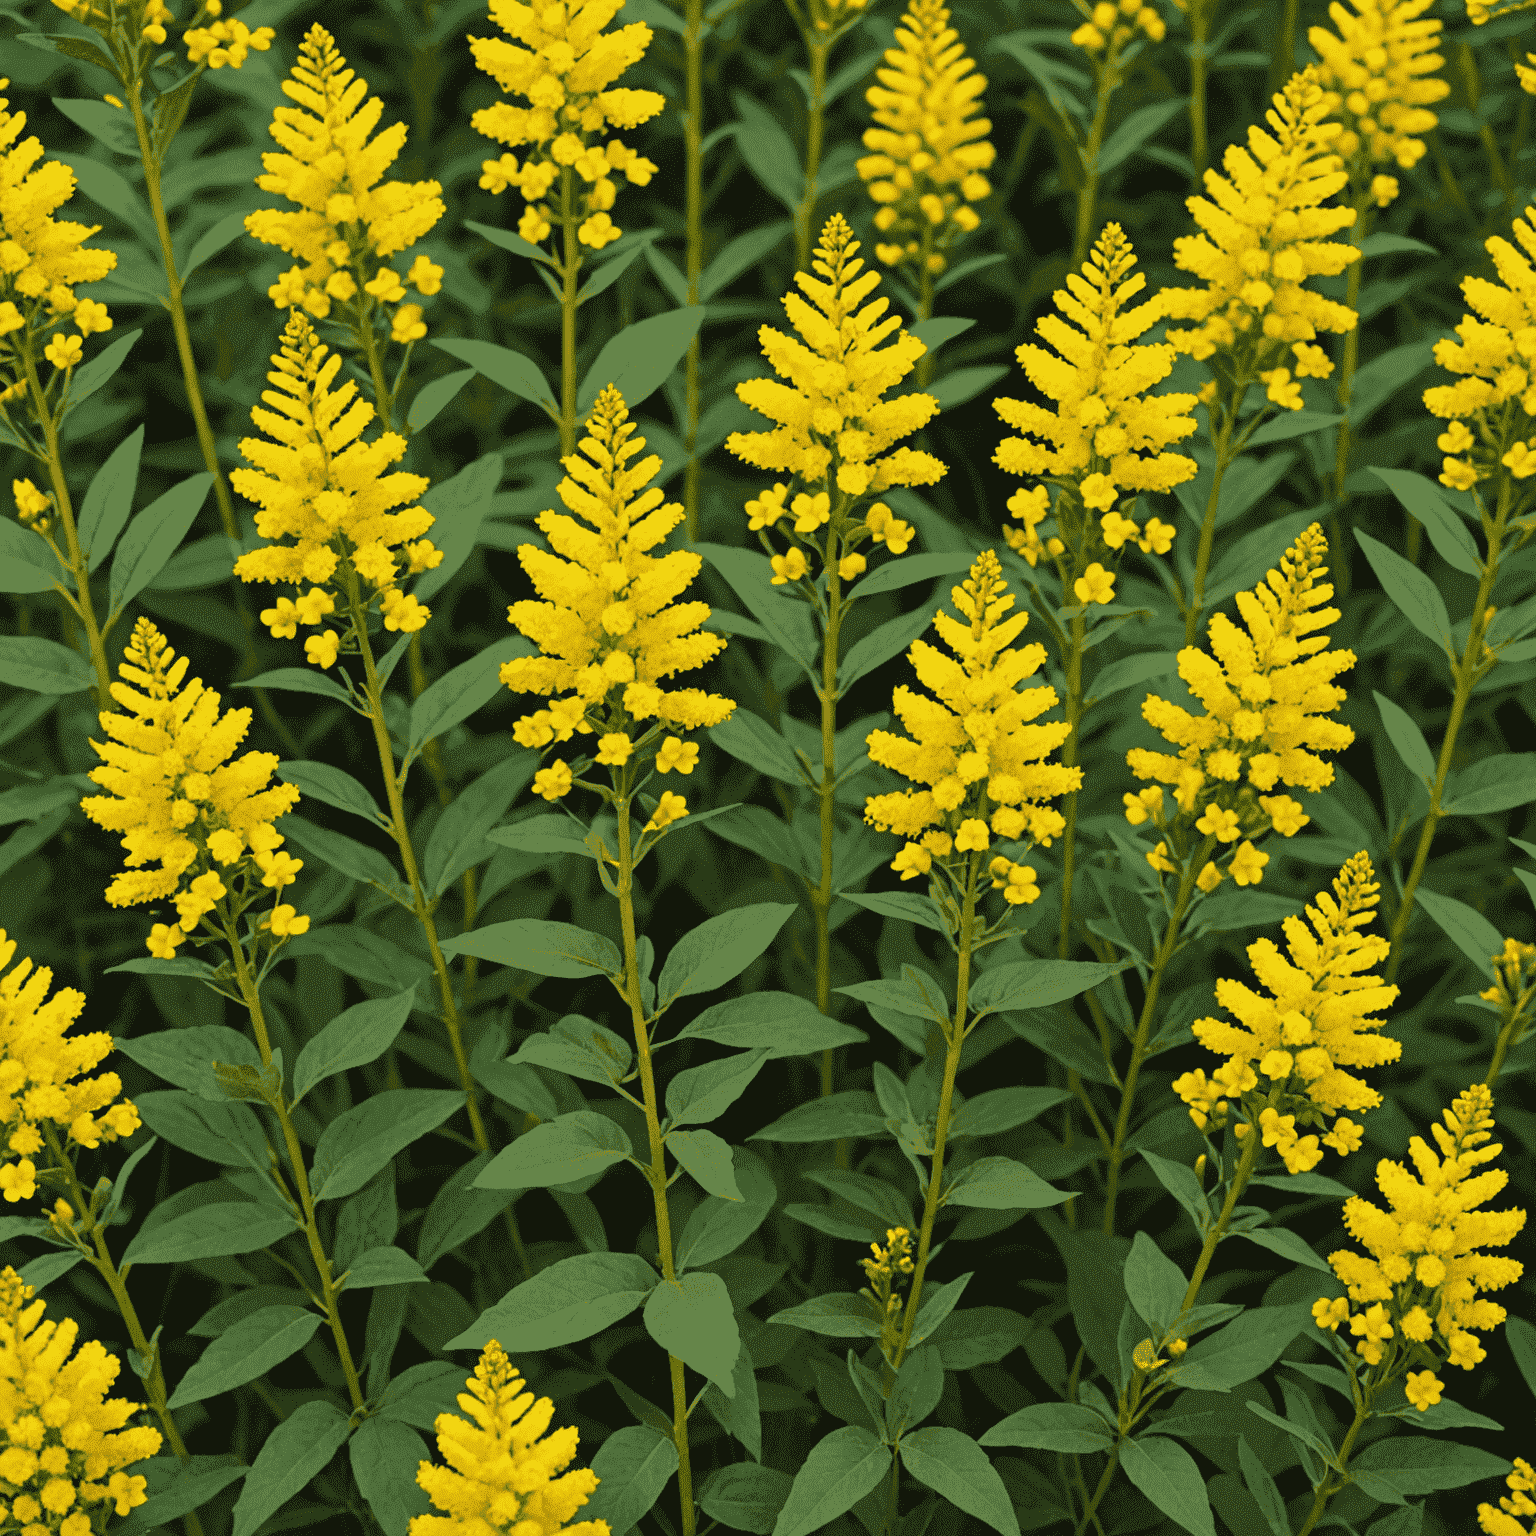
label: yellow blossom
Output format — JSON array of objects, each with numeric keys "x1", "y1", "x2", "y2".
[
  {"x1": 645, "y1": 791, "x2": 687, "y2": 832},
  {"x1": 856, "y1": 0, "x2": 995, "y2": 279},
  {"x1": 410, "y1": 1341, "x2": 608, "y2": 1536},
  {"x1": 1479, "y1": 1458, "x2": 1536, "y2": 1536},
  {"x1": 183, "y1": 13, "x2": 274, "y2": 67},
  {"x1": 1074, "y1": 563, "x2": 1115, "y2": 605}
]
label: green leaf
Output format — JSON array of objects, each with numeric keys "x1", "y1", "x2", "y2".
[
  {"x1": 485, "y1": 813, "x2": 594, "y2": 860},
  {"x1": 707, "y1": 709, "x2": 807, "y2": 786},
  {"x1": 107, "y1": 473, "x2": 214, "y2": 622},
  {"x1": 273, "y1": 760, "x2": 384, "y2": 825},
  {"x1": 886, "y1": 1347, "x2": 943, "y2": 1438},
  {"x1": 1175, "y1": 1303, "x2": 1309, "y2": 1393},
  {"x1": 408, "y1": 635, "x2": 533, "y2": 755},
  {"x1": 235, "y1": 666, "x2": 354, "y2": 705},
  {"x1": 729, "y1": 91, "x2": 803, "y2": 210},
  {"x1": 700, "y1": 1464, "x2": 792, "y2": 1535},
  {"x1": 846, "y1": 552, "x2": 973, "y2": 604},
  {"x1": 670, "y1": 990, "x2": 868, "y2": 1058},
  {"x1": 1237, "y1": 1435, "x2": 1289, "y2": 1536},
  {"x1": 577, "y1": 239, "x2": 649, "y2": 304},
  {"x1": 771, "y1": 1426, "x2": 888, "y2": 1536},
  {"x1": 473, "y1": 1110, "x2": 633, "y2": 1189},
  {"x1": 446, "y1": 1251, "x2": 658, "y2": 1352},
  {"x1": 767, "y1": 1293, "x2": 882, "y2": 1339},
  {"x1": 657, "y1": 903, "x2": 796, "y2": 1006},
  {"x1": 943, "y1": 1156, "x2": 1073, "y2": 1210},
  {"x1": 310, "y1": 1089, "x2": 464, "y2": 1201},
  {"x1": 168, "y1": 1305, "x2": 323, "y2": 1409},
  {"x1": 900, "y1": 1427, "x2": 1019, "y2": 1536},
  {"x1": 109, "y1": 1457, "x2": 248, "y2": 1536},
  {"x1": 950, "y1": 1087, "x2": 1070, "y2": 1137},
  {"x1": 702, "y1": 803, "x2": 811, "y2": 876},
  {"x1": 1356, "y1": 528, "x2": 1453, "y2": 656},
  {"x1": 0, "y1": 521, "x2": 59, "y2": 594},
  {"x1": 440, "y1": 917, "x2": 622, "y2": 977},
  {"x1": 413, "y1": 449, "x2": 503, "y2": 602},
  {"x1": 133, "y1": 1090, "x2": 269, "y2": 1171},
  {"x1": 423, "y1": 754, "x2": 536, "y2": 896},
  {"x1": 1361, "y1": 232, "x2": 1438, "y2": 257},
  {"x1": 339, "y1": 1246, "x2": 429, "y2": 1290},
  {"x1": 1119, "y1": 1434, "x2": 1215, "y2": 1536},
  {"x1": 750, "y1": 1089, "x2": 887, "y2": 1142},
  {"x1": 645, "y1": 1270, "x2": 740, "y2": 1395},
  {"x1": 1349, "y1": 339, "x2": 1435, "y2": 426},
  {"x1": 838, "y1": 605, "x2": 934, "y2": 691},
  {"x1": 1508, "y1": 1314, "x2": 1536, "y2": 1401},
  {"x1": 1124, "y1": 1230, "x2": 1188, "y2": 1333},
  {"x1": 464, "y1": 218, "x2": 556, "y2": 265},
  {"x1": 121, "y1": 1201, "x2": 296, "y2": 1267},
  {"x1": 928, "y1": 363, "x2": 1010, "y2": 410},
  {"x1": 1443, "y1": 753, "x2": 1536, "y2": 816},
  {"x1": 909, "y1": 1273, "x2": 971, "y2": 1347},
  {"x1": 1350, "y1": 1437, "x2": 1510, "y2": 1498},
  {"x1": 0, "y1": 636, "x2": 96, "y2": 694},
  {"x1": 1232, "y1": 1227, "x2": 1333, "y2": 1273},
  {"x1": 979, "y1": 1402, "x2": 1114, "y2": 1453},
  {"x1": 62, "y1": 327, "x2": 140, "y2": 413},
  {"x1": 1204, "y1": 505, "x2": 1322, "y2": 606},
  {"x1": 1141, "y1": 1147, "x2": 1212, "y2": 1233},
  {"x1": 907, "y1": 316, "x2": 974, "y2": 353},
  {"x1": 1244, "y1": 409, "x2": 1344, "y2": 447},
  {"x1": 279, "y1": 816, "x2": 407, "y2": 901},
  {"x1": 292, "y1": 990, "x2": 416, "y2": 1105},
  {"x1": 840, "y1": 964, "x2": 949, "y2": 1022},
  {"x1": 838, "y1": 889, "x2": 947, "y2": 934},
  {"x1": 416, "y1": 1152, "x2": 510, "y2": 1271},
  {"x1": 230, "y1": 1398, "x2": 351, "y2": 1536},
  {"x1": 675, "y1": 1146, "x2": 776, "y2": 1270},
  {"x1": 181, "y1": 209, "x2": 250, "y2": 280},
  {"x1": 667, "y1": 1128, "x2": 742, "y2": 1200},
  {"x1": 1373, "y1": 691, "x2": 1435, "y2": 785},
  {"x1": 582, "y1": 1425, "x2": 680, "y2": 1536},
  {"x1": 432, "y1": 336, "x2": 555, "y2": 410},
  {"x1": 969, "y1": 958, "x2": 1125, "y2": 1018},
  {"x1": 1413, "y1": 887, "x2": 1502, "y2": 978},
  {"x1": 1086, "y1": 650, "x2": 1178, "y2": 707},
  {"x1": 1367, "y1": 467, "x2": 1482, "y2": 578},
  {"x1": 55, "y1": 150, "x2": 158, "y2": 246},
  {"x1": 577, "y1": 305, "x2": 706, "y2": 417},
  {"x1": 1246, "y1": 1397, "x2": 1333, "y2": 1473},
  {"x1": 113, "y1": 1025, "x2": 259, "y2": 1101},
  {"x1": 79, "y1": 425, "x2": 145, "y2": 572},
  {"x1": 696, "y1": 543, "x2": 818, "y2": 672},
  {"x1": 665, "y1": 1049, "x2": 770, "y2": 1129},
  {"x1": 1095, "y1": 97, "x2": 1185, "y2": 175},
  {"x1": 513, "y1": 1013, "x2": 633, "y2": 1088},
  {"x1": 700, "y1": 219, "x2": 793, "y2": 301},
  {"x1": 348, "y1": 1418, "x2": 432, "y2": 1536},
  {"x1": 407, "y1": 366, "x2": 475, "y2": 431}
]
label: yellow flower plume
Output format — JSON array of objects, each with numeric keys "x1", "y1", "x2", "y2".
[
  {"x1": 1480, "y1": 1458, "x2": 1536, "y2": 1536},
  {"x1": 1317, "y1": 1082, "x2": 1525, "y2": 1389},
  {"x1": 1173, "y1": 853, "x2": 1400, "y2": 1171},
  {"x1": 1160, "y1": 68, "x2": 1360, "y2": 382},
  {"x1": 79, "y1": 620, "x2": 310, "y2": 956},
  {"x1": 993, "y1": 222, "x2": 1197, "y2": 578},
  {"x1": 0, "y1": 935, "x2": 140, "y2": 1205},
  {"x1": 232, "y1": 312, "x2": 440, "y2": 648},
  {"x1": 864, "y1": 550, "x2": 1081, "y2": 883},
  {"x1": 855, "y1": 0, "x2": 996, "y2": 278},
  {"x1": 410, "y1": 1340, "x2": 609, "y2": 1535},
  {"x1": 0, "y1": 1265, "x2": 161, "y2": 1525},
  {"x1": 1422, "y1": 205, "x2": 1536, "y2": 500},
  {"x1": 245, "y1": 25, "x2": 445, "y2": 322},
  {"x1": 470, "y1": 0, "x2": 663, "y2": 251}
]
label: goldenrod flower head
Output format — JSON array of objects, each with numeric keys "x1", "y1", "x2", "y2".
[
  {"x1": 410, "y1": 1341, "x2": 607, "y2": 1535},
  {"x1": 855, "y1": 0, "x2": 996, "y2": 277},
  {"x1": 1422, "y1": 207, "x2": 1536, "y2": 499},
  {"x1": 1128, "y1": 524, "x2": 1354, "y2": 844},
  {"x1": 245, "y1": 26, "x2": 444, "y2": 323},
  {"x1": 0, "y1": 937, "x2": 140, "y2": 1205},
  {"x1": 1480, "y1": 936, "x2": 1536, "y2": 1013},
  {"x1": 1479, "y1": 1457, "x2": 1536, "y2": 1536},
  {"x1": 1072, "y1": 0, "x2": 1165, "y2": 50},
  {"x1": 232, "y1": 313, "x2": 437, "y2": 639},
  {"x1": 861, "y1": 1226, "x2": 915, "y2": 1288},
  {"x1": 470, "y1": 0, "x2": 663, "y2": 251},
  {"x1": 79, "y1": 621, "x2": 310, "y2": 955},
  {"x1": 1173, "y1": 854, "x2": 1400, "y2": 1167},
  {"x1": 0, "y1": 1265, "x2": 161, "y2": 1525},
  {"x1": 11, "y1": 477, "x2": 51, "y2": 536},
  {"x1": 1323, "y1": 1083, "x2": 1525, "y2": 1379},
  {"x1": 1161, "y1": 68, "x2": 1360, "y2": 369},
  {"x1": 864, "y1": 550, "x2": 1082, "y2": 878},
  {"x1": 503, "y1": 385, "x2": 733, "y2": 793},
  {"x1": 1309, "y1": 0, "x2": 1448, "y2": 188},
  {"x1": 727, "y1": 213, "x2": 946, "y2": 502}
]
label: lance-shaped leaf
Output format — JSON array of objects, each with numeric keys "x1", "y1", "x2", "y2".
[
  {"x1": 576, "y1": 306, "x2": 705, "y2": 417},
  {"x1": 168, "y1": 1306, "x2": 323, "y2": 1409},
  {"x1": 581, "y1": 1426, "x2": 679, "y2": 1536},
  {"x1": 666, "y1": 1049, "x2": 770, "y2": 1128},
  {"x1": 770, "y1": 1426, "x2": 888, "y2": 1536},
  {"x1": 473, "y1": 1111, "x2": 633, "y2": 1189},
  {"x1": 644, "y1": 1271, "x2": 740, "y2": 1396},
  {"x1": 445, "y1": 1251, "x2": 659, "y2": 1352},
  {"x1": 440, "y1": 918, "x2": 622, "y2": 978},
  {"x1": 1118, "y1": 1434, "x2": 1215, "y2": 1536},
  {"x1": 667, "y1": 1128, "x2": 742, "y2": 1200},
  {"x1": 309, "y1": 1089, "x2": 464, "y2": 1201},
  {"x1": 668, "y1": 990, "x2": 867, "y2": 1059},
  {"x1": 980, "y1": 1402, "x2": 1115, "y2": 1453},
  {"x1": 107, "y1": 473, "x2": 214, "y2": 622},
  {"x1": 968, "y1": 957, "x2": 1126, "y2": 1018},
  {"x1": 432, "y1": 336, "x2": 556, "y2": 411},
  {"x1": 230, "y1": 1398, "x2": 351, "y2": 1536},
  {"x1": 899, "y1": 1427, "x2": 1019, "y2": 1536},
  {"x1": 292, "y1": 989, "x2": 417, "y2": 1105},
  {"x1": 943, "y1": 1156, "x2": 1074, "y2": 1210},
  {"x1": 656, "y1": 904, "x2": 796, "y2": 1007},
  {"x1": 78, "y1": 424, "x2": 144, "y2": 571},
  {"x1": 1356, "y1": 528, "x2": 1454, "y2": 657}
]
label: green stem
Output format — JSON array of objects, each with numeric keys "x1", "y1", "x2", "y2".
[
  {"x1": 795, "y1": 37, "x2": 830, "y2": 272},
  {"x1": 358, "y1": 300, "x2": 393, "y2": 431},
  {"x1": 1057, "y1": 608, "x2": 1087, "y2": 959},
  {"x1": 1294, "y1": 1403, "x2": 1370, "y2": 1536},
  {"x1": 1383, "y1": 479, "x2": 1511, "y2": 984},
  {"x1": 1331, "y1": 199, "x2": 1370, "y2": 510},
  {"x1": 1178, "y1": 1118, "x2": 1260, "y2": 1309},
  {"x1": 1102, "y1": 861, "x2": 1200, "y2": 1232},
  {"x1": 916, "y1": 228, "x2": 936, "y2": 387},
  {"x1": 225, "y1": 924, "x2": 366, "y2": 1412},
  {"x1": 1184, "y1": 399, "x2": 1239, "y2": 645},
  {"x1": 1072, "y1": 1446, "x2": 1121, "y2": 1536},
  {"x1": 1270, "y1": 0, "x2": 1299, "y2": 100},
  {"x1": 815, "y1": 545, "x2": 847, "y2": 1162},
  {"x1": 559, "y1": 168, "x2": 582, "y2": 457},
  {"x1": 682, "y1": 0, "x2": 705, "y2": 540},
  {"x1": 615, "y1": 796, "x2": 695, "y2": 1536},
  {"x1": 1190, "y1": 0, "x2": 1210, "y2": 183},
  {"x1": 1073, "y1": 49, "x2": 1117, "y2": 269}
]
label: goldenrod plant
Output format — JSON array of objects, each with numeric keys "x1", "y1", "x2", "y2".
[{"x1": 0, "y1": 2, "x2": 1533, "y2": 1535}]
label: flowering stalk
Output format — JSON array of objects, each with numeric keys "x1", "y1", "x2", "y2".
[
  {"x1": 1187, "y1": 0, "x2": 1214, "y2": 181},
  {"x1": 681, "y1": 0, "x2": 705, "y2": 538},
  {"x1": 1483, "y1": 939, "x2": 1536, "y2": 1086}
]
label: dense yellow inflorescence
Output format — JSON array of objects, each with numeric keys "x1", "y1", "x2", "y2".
[
  {"x1": 79, "y1": 620, "x2": 311, "y2": 957},
  {"x1": 1174, "y1": 853, "x2": 1400, "y2": 1172},
  {"x1": 855, "y1": 0, "x2": 996, "y2": 279},
  {"x1": 1480, "y1": 1459, "x2": 1536, "y2": 1536},
  {"x1": 1071, "y1": 0, "x2": 1165, "y2": 52},
  {"x1": 864, "y1": 550, "x2": 1081, "y2": 893},
  {"x1": 245, "y1": 25, "x2": 445, "y2": 327},
  {"x1": 1314, "y1": 1083, "x2": 1525, "y2": 1410},
  {"x1": 410, "y1": 1341, "x2": 609, "y2": 1535},
  {"x1": 48, "y1": 0, "x2": 272, "y2": 69},
  {"x1": 1126, "y1": 523, "x2": 1353, "y2": 889},
  {"x1": 232, "y1": 312, "x2": 441, "y2": 659},
  {"x1": 470, "y1": 0, "x2": 663, "y2": 251},
  {"x1": 993, "y1": 223, "x2": 1194, "y2": 591}
]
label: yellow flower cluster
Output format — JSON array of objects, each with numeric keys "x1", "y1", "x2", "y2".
[
  {"x1": 1173, "y1": 854, "x2": 1400, "y2": 1171},
  {"x1": 0, "y1": 1265, "x2": 161, "y2": 1532},
  {"x1": 993, "y1": 224, "x2": 1195, "y2": 588},
  {"x1": 233, "y1": 313, "x2": 441, "y2": 657},
  {"x1": 245, "y1": 26, "x2": 444, "y2": 327},
  {"x1": 1480, "y1": 1459, "x2": 1536, "y2": 1536},
  {"x1": 410, "y1": 1341, "x2": 608, "y2": 1536},
  {"x1": 1314, "y1": 1083, "x2": 1525, "y2": 1405},
  {"x1": 855, "y1": 0, "x2": 996, "y2": 278},
  {"x1": 79, "y1": 620, "x2": 311, "y2": 957},
  {"x1": 1070, "y1": 0, "x2": 1166, "y2": 53},
  {"x1": 470, "y1": 0, "x2": 663, "y2": 251},
  {"x1": 48, "y1": 0, "x2": 271, "y2": 69},
  {"x1": 864, "y1": 551, "x2": 1081, "y2": 884},
  {"x1": 1160, "y1": 68, "x2": 1360, "y2": 400},
  {"x1": 11, "y1": 478, "x2": 51, "y2": 536},
  {"x1": 504, "y1": 385, "x2": 733, "y2": 822},
  {"x1": 858, "y1": 1226, "x2": 915, "y2": 1360},
  {"x1": 0, "y1": 83, "x2": 117, "y2": 404},
  {"x1": 1308, "y1": 0, "x2": 1448, "y2": 204},
  {"x1": 1126, "y1": 524, "x2": 1353, "y2": 888},
  {"x1": 1481, "y1": 936, "x2": 1536, "y2": 1012},
  {"x1": 1422, "y1": 207, "x2": 1536, "y2": 498},
  {"x1": 0, "y1": 936, "x2": 140, "y2": 1205}
]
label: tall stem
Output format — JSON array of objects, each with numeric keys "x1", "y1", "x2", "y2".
[
  {"x1": 1331, "y1": 198, "x2": 1370, "y2": 517},
  {"x1": 1189, "y1": 0, "x2": 1210, "y2": 183},
  {"x1": 1072, "y1": 1447, "x2": 1121, "y2": 1536},
  {"x1": 1184, "y1": 402, "x2": 1239, "y2": 644},
  {"x1": 682, "y1": 0, "x2": 705, "y2": 539},
  {"x1": 225, "y1": 927, "x2": 366, "y2": 1412},
  {"x1": 892, "y1": 854, "x2": 980, "y2": 1368},
  {"x1": 615, "y1": 798, "x2": 695, "y2": 1536},
  {"x1": 1178, "y1": 1120, "x2": 1260, "y2": 1309},
  {"x1": 815, "y1": 554, "x2": 848, "y2": 1161},
  {"x1": 559, "y1": 168, "x2": 581, "y2": 457},
  {"x1": 1383, "y1": 480, "x2": 1511, "y2": 983},
  {"x1": 1073, "y1": 53, "x2": 1117, "y2": 269},
  {"x1": 1102, "y1": 862, "x2": 1200, "y2": 1232},
  {"x1": 358, "y1": 300, "x2": 393, "y2": 431},
  {"x1": 1057, "y1": 609, "x2": 1087, "y2": 959},
  {"x1": 795, "y1": 38, "x2": 830, "y2": 272},
  {"x1": 1294, "y1": 1404, "x2": 1370, "y2": 1536},
  {"x1": 1270, "y1": 0, "x2": 1299, "y2": 99}
]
